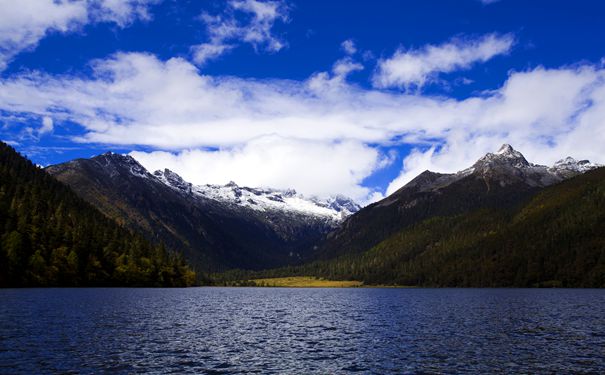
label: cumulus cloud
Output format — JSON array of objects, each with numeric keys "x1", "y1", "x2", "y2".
[
  {"x1": 373, "y1": 33, "x2": 514, "y2": 89},
  {"x1": 39, "y1": 116, "x2": 54, "y2": 135},
  {"x1": 0, "y1": 50, "x2": 604, "y2": 203},
  {"x1": 341, "y1": 39, "x2": 357, "y2": 55},
  {"x1": 332, "y1": 58, "x2": 363, "y2": 78},
  {"x1": 131, "y1": 137, "x2": 384, "y2": 200},
  {"x1": 0, "y1": 0, "x2": 158, "y2": 71},
  {"x1": 192, "y1": 0, "x2": 289, "y2": 65},
  {"x1": 384, "y1": 66, "x2": 605, "y2": 194}
]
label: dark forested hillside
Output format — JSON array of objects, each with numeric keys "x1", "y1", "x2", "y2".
[
  {"x1": 314, "y1": 144, "x2": 595, "y2": 261},
  {"x1": 315, "y1": 170, "x2": 541, "y2": 260},
  {"x1": 0, "y1": 142, "x2": 196, "y2": 287},
  {"x1": 230, "y1": 167, "x2": 605, "y2": 287}
]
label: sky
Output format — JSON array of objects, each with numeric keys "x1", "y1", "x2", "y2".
[{"x1": 1, "y1": 0, "x2": 605, "y2": 204}]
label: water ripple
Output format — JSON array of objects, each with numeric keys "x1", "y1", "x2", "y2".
[{"x1": 1, "y1": 288, "x2": 604, "y2": 373}]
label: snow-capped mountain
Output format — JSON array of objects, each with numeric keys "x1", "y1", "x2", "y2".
[
  {"x1": 407, "y1": 144, "x2": 601, "y2": 194},
  {"x1": 153, "y1": 169, "x2": 359, "y2": 221},
  {"x1": 46, "y1": 152, "x2": 359, "y2": 271},
  {"x1": 549, "y1": 156, "x2": 601, "y2": 177},
  {"x1": 465, "y1": 144, "x2": 601, "y2": 185},
  {"x1": 46, "y1": 145, "x2": 601, "y2": 271}
]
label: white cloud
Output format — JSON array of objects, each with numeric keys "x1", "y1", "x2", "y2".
[
  {"x1": 131, "y1": 136, "x2": 383, "y2": 200},
  {"x1": 0, "y1": 51, "x2": 604, "y2": 203},
  {"x1": 191, "y1": 0, "x2": 289, "y2": 65},
  {"x1": 385, "y1": 66, "x2": 605, "y2": 195},
  {"x1": 39, "y1": 116, "x2": 54, "y2": 134},
  {"x1": 0, "y1": 0, "x2": 158, "y2": 71},
  {"x1": 89, "y1": 0, "x2": 159, "y2": 27},
  {"x1": 341, "y1": 39, "x2": 357, "y2": 55},
  {"x1": 373, "y1": 33, "x2": 514, "y2": 89},
  {"x1": 0, "y1": 0, "x2": 87, "y2": 71},
  {"x1": 332, "y1": 58, "x2": 363, "y2": 78},
  {"x1": 192, "y1": 43, "x2": 233, "y2": 65}
]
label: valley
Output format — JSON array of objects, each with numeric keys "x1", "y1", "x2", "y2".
[{"x1": 5, "y1": 141, "x2": 599, "y2": 288}]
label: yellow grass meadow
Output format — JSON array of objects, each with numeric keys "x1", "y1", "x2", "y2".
[{"x1": 250, "y1": 276, "x2": 363, "y2": 288}]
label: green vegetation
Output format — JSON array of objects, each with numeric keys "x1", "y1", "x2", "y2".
[
  {"x1": 0, "y1": 142, "x2": 196, "y2": 287},
  {"x1": 216, "y1": 168, "x2": 605, "y2": 287}
]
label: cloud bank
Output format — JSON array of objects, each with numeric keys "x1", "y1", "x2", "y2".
[
  {"x1": 1, "y1": 49, "x2": 604, "y2": 202},
  {"x1": 373, "y1": 33, "x2": 514, "y2": 89},
  {"x1": 131, "y1": 137, "x2": 384, "y2": 199}
]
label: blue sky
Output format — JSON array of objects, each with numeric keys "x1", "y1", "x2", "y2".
[{"x1": 1, "y1": 0, "x2": 605, "y2": 203}]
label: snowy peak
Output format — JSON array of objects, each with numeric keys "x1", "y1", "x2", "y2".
[
  {"x1": 151, "y1": 168, "x2": 359, "y2": 221},
  {"x1": 90, "y1": 156, "x2": 359, "y2": 222},
  {"x1": 319, "y1": 195, "x2": 361, "y2": 215},
  {"x1": 190, "y1": 182, "x2": 359, "y2": 221},
  {"x1": 470, "y1": 144, "x2": 601, "y2": 187},
  {"x1": 153, "y1": 169, "x2": 192, "y2": 193},
  {"x1": 402, "y1": 144, "x2": 601, "y2": 194},
  {"x1": 551, "y1": 157, "x2": 600, "y2": 174},
  {"x1": 97, "y1": 151, "x2": 138, "y2": 166},
  {"x1": 87, "y1": 152, "x2": 152, "y2": 179},
  {"x1": 474, "y1": 143, "x2": 530, "y2": 170},
  {"x1": 496, "y1": 143, "x2": 520, "y2": 157}
]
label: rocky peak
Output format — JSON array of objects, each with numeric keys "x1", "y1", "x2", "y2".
[
  {"x1": 549, "y1": 156, "x2": 601, "y2": 179},
  {"x1": 496, "y1": 144, "x2": 518, "y2": 157},
  {"x1": 474, "y1": 144, "x2": 530, "y2": 170},
  {"x1": 92, "y1": 152, "x2": 150, "y2": 179},
  {"x1": 153, "y1": 169, "x2": 192, "y2": 193},
  {"x1": 310, "y1": 195, "x2": 361, "y2": 216},
  {"x1": 552, "y1": 157, "x2": 600, "y2": 173},
  {"x1": 144, "y1": 170, "x2": 359, "y2": 221},
  {"x1": 398, "y1": 144, "x2": 601, "y2": 193},
  {"x1": 98, "y1": 151, "x2": 137, "y2": 164}
]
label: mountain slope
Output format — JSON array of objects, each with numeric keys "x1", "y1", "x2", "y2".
[
  {"x1": 228, "y1": 166, "x2": 605, "y2": 287},
  {"x1": 315, "y1": 144, "x2": 600, "y2": 260},
  {"x1": 299, "y1": 166, "x2": 605, "y2": 287},
  {"x1": 0, "y1": 142, "x2": 195, "y2": 287},
  {"x1": 46, "y1": 153, "x2": 359, "y2": 271}
]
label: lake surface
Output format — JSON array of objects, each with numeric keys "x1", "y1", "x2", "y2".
[{"x1": 1, "y1": 288, "x2": 604, "y2": 374}]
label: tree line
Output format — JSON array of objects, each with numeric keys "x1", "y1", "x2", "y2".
[
  {"x1": 0, "y1": 142, "x2": 196, "y2": 287},
  {"x1": 214, "y1": 167, "x2": 605, "y2": 288}
]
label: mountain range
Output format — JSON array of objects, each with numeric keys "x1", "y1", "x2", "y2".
[
  {"x1": 46, "y1": 152, "x2": 359, "y2": 272},
  {"x1": 314, "y1": 144, "x2": 601, "y2": 260},
  {"x1": 4, "y1": 139, "x2": 603, "y2": 286},
  {"x1": 241, "y1": 144, "x2": 605, "y2": 287}
]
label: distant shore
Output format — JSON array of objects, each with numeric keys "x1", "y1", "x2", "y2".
[{"x1": 217, "y1": 276, "x2": 413, "y2": 288}]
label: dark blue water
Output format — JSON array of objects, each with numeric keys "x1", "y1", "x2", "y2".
[{"x1": 1, "y1": 288, "x2": 604, "y2": 374}]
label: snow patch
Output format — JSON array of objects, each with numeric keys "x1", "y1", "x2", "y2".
[{"x1": 153, "y1": 170, "x2": 360, "y2": 221}]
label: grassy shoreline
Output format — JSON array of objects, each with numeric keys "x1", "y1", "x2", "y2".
[
  {"x1": 219, "y1": 276, "x2": 413, "y2": 288},
  {"x1": 249, "y1": 276, "x2": 363, "y2": 288}
]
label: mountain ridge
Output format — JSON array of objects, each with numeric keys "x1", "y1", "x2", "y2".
[
  {"x1": 0, "y1": 142, "x2": 196, "y2": 287},
  {"x1": 315, "y1": 144, "x2": 600, "y2": 260},
  {"x1": 219, "y1": 163, "x2": 605, "y2": 287},
  {"x1": 46, "y1": 152, "x2": 360, "y2": 272}
]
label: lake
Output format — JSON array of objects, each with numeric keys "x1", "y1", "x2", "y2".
[{"x1": 1, "y1": 288, "x2": 604, "y2": 374}]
